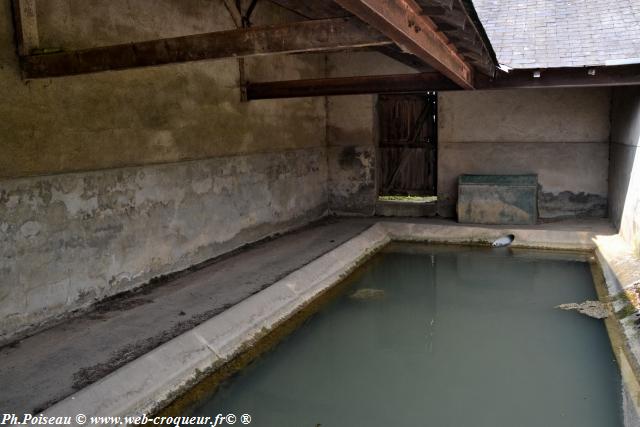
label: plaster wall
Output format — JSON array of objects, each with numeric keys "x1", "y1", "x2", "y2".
[
  {"x1": 2, "y1": 0, "x2": 327, "y2": 178},
  {"x1": 0, "y1": 0, "x2": 328, "y2": 341},
  {"x1": 325, "y1": 51, "x2": 416, "y2": 215},
  {"x1": 438, "y1": 88, "x2": 611, "y2": 219},
  {"x1": 610, "y1": 86, "x2": 640, "y2": 256}
]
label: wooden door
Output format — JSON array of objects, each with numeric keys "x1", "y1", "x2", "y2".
[{"x1": 378, "y1": 93, "x2": 437, "y2": 196}]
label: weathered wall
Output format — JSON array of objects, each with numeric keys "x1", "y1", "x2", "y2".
[
  {"x1": 2, "y1": 0, "x2": 327, "y2": 178},
  {"x1": 325, "y1": 51, "x2": 415, "y2": 215},
  {"x1": 0, "y1": 0, "x2": 328, "y2": 342},
  {"x1": 438, "y1": 88, "x2": 611, "y2": 219},
  {"x1": 610, "y1": 86, "x2": 640, "y2": 255}
]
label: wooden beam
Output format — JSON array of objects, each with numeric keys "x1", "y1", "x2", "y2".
[
  {"x1": 248, "y1": 64, "x2": 640, "y2": 100},
  {"x1": 267, "y1": 0, "x2": 349, "y2": 18},
  {"x1": 469, "y1": 56, "x2": 495, "y2": 76},
  {"x1": 270, "y1": 0, "x2": 431, "y2": 72},
  {"x1": 11, "y1": 0, "x2": 39, "y2": 56},
  {"x1": 246, "y1": 72, "x2": 458, "y2": 99},
  {"x1": 268, "y1": 0, "x2": 430, "y2": 71},
  {"x1": 222, "y1": 0, "x2": 243, "y2": 27},
  {"x1": 421, "y1": 6, "x2": 467, "y2": 30},
  {"x1": 442, "y1": 28, "x2": 478, "y2": 43},
  {"x1": 372, "y1": 45, "x2": 433, "y2": 71},
  {"x1": 417, "y1": 0, "x2": 454, "y2": 10},
  {"x1": 334, "y1": 0, "x2": 474, "y2": 88},
  {"x1": 397, "y1": 0, "x2": 497, "y2": 77},
  {"x1": 457, "y1": 47, "x2": 483, "y2": 60},
  {"x1": 448, "y1": 33, "x2": 480, "y2": 50},
  {"x1": 476, "y1": 64, "x2": 640, "y2": 89},
  {"x1": 21, "y1": 17, "x2": 392, "y2": 79}
]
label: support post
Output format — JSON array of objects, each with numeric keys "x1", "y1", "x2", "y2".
[{"x1": 12, "y1": 0, "x2": 39, "y2": 56}]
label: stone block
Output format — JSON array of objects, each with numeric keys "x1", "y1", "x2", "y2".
[{"x1": 457, "y1": 174, "x2": 538, "y2": 225}]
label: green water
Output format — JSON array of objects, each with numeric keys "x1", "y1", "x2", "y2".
[{"x1": 189, "y1": 244, "x2": 623, "y2": 426}]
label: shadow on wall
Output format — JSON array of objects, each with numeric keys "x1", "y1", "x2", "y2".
[
  {"x1": 612, "y1": 143, "x2": 640, "y2": 254},
  {"x1": 436, "y1": 88, "x2": 611, "y2": 220},
  {"x1": 328, "y1": 145, "x2": 377, "y2": 216},
  {"x1": 609, "y1": 87, "x2": 640, "y2": 256}
]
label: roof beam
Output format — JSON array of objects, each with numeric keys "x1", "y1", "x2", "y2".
[
  {"x1": 334, "y1": 0, "x2": 474, "y2": 88},
  {"x1": 20, "y1": 17, "x2": 392, "y2": 79},
  {"x1": 420, "y1": 6, "x2": 467, "y2": 30},
  {"x1": 247, "y1": 63, "x2": 640, "y2": 100},
  {"x1": 424, "y1": 0, "x2": 455, "y2": 9},
  {"x1": 268, "y1": 0, "x2": 430, "y2": 72},
  {"x1": 372, "y1": 45, "x2": 434, "y2": 71},
  {"x1": 246, "y1": 72, "x2": 458, "y2": 99},
  {"x1": 476, "y1": 64, "x2": 640, "y2": 89},
  {"x1": 266, "y1": 0, "x2": 349, "y2": 18}
]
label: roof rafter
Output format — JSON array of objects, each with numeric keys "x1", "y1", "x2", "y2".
[
  {"x1": 20, "y1": 17, "x2": 392, "y2": 79},
  {"x1": 268, "y1": 0, "x2": 430, "y2": 71},
  {"x1": 334, "y1": 0, "x2": 475, "y2": 88},
  {"x1": 247, "y1": 72, "x2": 458, "y2": 99},
  {"x1": 11, "y1": 0, "x2": 39, "y2": 56},
  {"x1": 246, "y1": 63, "x2": 640, "y2": 100}
]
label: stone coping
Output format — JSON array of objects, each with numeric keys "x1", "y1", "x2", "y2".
[
  {"x1": 41, "y1": 221, "x2": 636, "y2": 425},
  {"x1": 594, "y1": 234, "x2": 640, "y2": 423}
]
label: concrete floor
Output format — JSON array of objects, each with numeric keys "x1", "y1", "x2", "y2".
[
  {"x1": 0, "y1": 218, "x2": 373, "y2": 414},
  {"x1": 0, "y1": 216, "x2": 616, "y2": 414}
]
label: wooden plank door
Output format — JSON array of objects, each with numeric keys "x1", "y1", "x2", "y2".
[{"x1": 378, "y1": 93, "x2": 437, "y2": 196}]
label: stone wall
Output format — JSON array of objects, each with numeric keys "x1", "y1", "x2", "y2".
[
  {"x1": 325, "y1": 51, "x2": 415, "y2": 215},
  {"x1": 323, "y1": 73, "x2": 612, "y2": 220},
  {"x1": 0, "y1": 0, "x2": 328, "y2": 342},
  {"x1": 1, "y1": 0, "x2": 622, "y2": 342},
  {"x1": 610, "y1": 86, "x2": 640, "y2": 256},
  {"x1": 2, "y1": 0, "x2": 327, "y2": 178},
  {"x1": 438, "y1": 88, "x2": 611, "y2": 219}
]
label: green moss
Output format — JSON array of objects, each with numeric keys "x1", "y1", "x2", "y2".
[
  {"x1": 378, "y1": 195, "x2": 437, "y2": 202},
  {"x1": 30, "y1": 47, "x2": 64, "y2": 55},
  {"x1": 615, "y1": 303, "x2": 636, "y2": 320}
]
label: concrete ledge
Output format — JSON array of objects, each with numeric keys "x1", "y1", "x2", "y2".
[
  {"x1": 375, "y1": 200, "x2": 436, "y2": 217},
  {"x1": 42, "y1": 220, "x2": 625, "y2": 423},
  {"x1": 594, "y1": 234, "x2": 640, "y2": 418},
  {"x1": 43, "y1": 223, "x2": 391, "y2": 423},
  {"x1": 596, "y1": 235, "x2": 640, "y2": 295},
  {"x1": 382, "y1": 221, "x2": 601, "y2": 251}
]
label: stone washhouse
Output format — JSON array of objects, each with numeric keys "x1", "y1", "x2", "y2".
[{"x1": 1, "y1": 0, "x2": 640, "y2": 424}]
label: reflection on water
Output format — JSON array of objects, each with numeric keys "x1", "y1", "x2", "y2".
[{"x1": 189, "y1": 244, "x2": 623, "y2": 427}]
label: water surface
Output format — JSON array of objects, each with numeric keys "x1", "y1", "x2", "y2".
[{"x1": 190, "y1": 244, "x2": 622, "y2": 426}]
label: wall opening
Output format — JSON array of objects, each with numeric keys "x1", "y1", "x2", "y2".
[{"x1": 377, "y1": 92, "x2": 438, "y2": 201}]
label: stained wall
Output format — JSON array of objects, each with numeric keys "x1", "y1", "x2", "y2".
[{"x1": 0, "y1": 0, "x2": 328, "y2": 342}]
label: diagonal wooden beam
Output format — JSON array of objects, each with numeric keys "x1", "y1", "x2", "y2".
[
  {"x1": 21, "y1": 17, "x2": 392, "y2": 79},
  {"x1": 222, "y1": 0, "x2": 243, "y2": 27},
  {"x1": 246, "y1": 72, "x2": 459, "y2": 99},
  {"x1": 11, "y1": 0, "x2": 39, "y2": 56},
  {"x1": 334, "y1": 0, "x2": 474, "y2": 88},
  {"x1": 268, "y1": 0, "x2": 430, "y2": 71}
]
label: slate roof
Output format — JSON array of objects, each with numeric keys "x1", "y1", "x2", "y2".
[{"x1": 472, "y1": 0, "x2": 640, "y2": 69}]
